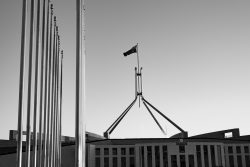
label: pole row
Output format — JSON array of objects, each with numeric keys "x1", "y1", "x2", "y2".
[{"x1": 17, "y1": 0, "x2": 63, "y2": 167}]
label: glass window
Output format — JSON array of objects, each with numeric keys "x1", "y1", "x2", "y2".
[
  {"x1": 121, "y1": 157, "x2": 126, "y2": 167},
  {"x1": 104, "y1": 157, "x2": 109, "y2": 167},
  {"x1": 228, "y1": 146, "x2": 233, "y2": 154},
  {"x1": 196, "y1": 145, "x2": 202, "y2": 167},
  {"x1": 140, "y1": 147, "x2": 144, "y2": 167},
  {"x1": 188, "y1": 155, "x2": 194, "y2": 167},
  {"x1": 113, "y1": 157, "x2": 118, "y2": 167},
  {"x1": 245, "y1": 155, "x2": 250, "y2": 167},
  {"x1": 130, "y1": 157, "x2": 135, "y2": 167},
  {"x1": 95, "y1": 148, "x2": 100, "y2": 156},
  {"x1": 203, "y1": 145, "x2": 209, "y2": 167},
  {"x1": 229, "y1": 155, "x2": 234, "y2": 167},
  {"x1": 121, "y1": 148, "x2": 126, "y2": 155},
  {"x1": 236, "y1": 146, "x2": 241, "y2": 153},
  {"x1": 179, "y1": 145, "x2": 185, "y2": 153},
  {"x1": 104, "y1": 148, "x2": 109, "y2": 155},
  {"x1": 95, "y1": 157, "x2": 100, "y2": 167},
  {"x1": 147, "y1": 146, "x2": 152, "y2": 167},
  {"x1": 129, "y1": 147, "x2": 135, "y2": 155},
  {"x1": 217, "y1": 145, "x2": 223, "y2": 167},
  {"x1": 163, "y1": 145, "x2": 168, "y2": 167},
  {"x1": 244, "y1": 146, "x2": 249, "y2": 153},
  {"x1": 237, "y1": 155, "x2": 243, "y2": 167},
  {"x1": 171, "y1": 155, "x2": 177, "y2": 167},
  {"x1": 112, "y1": 148, "x2": 117, "y2": 155},
  {"x1": 210, "y1": 145, "x2": 216, "y2": 167},
  {"x1": 155, "y1": 146, "x2": 160, "y2": 167},
  {"x1": 180, "y1": 155, "x2": 186, "y2": 167}
]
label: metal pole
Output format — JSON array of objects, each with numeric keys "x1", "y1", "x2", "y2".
[
  {"x1": 59, "y1": 49, "x2": 63, "y2": 167},
  {"x1": 42, "y1": 1, "x2": 50, "y2": 166},
  {"x1": 76, "y1": 0, "x2": 86, "y2": 166},
  {"x1": 135, "y1": 68, "x2": 137, "y2": 98},
  {"x1": 26, "y1": 0, "x2": 35, "y2": 166},
  {"x1": 17, "y1": 0, "x2": 28, "y2": 166},
  {"x1": 38, "y1": 0, "x2": 46, "y2": 166},
  {"x1": 32, "y1": 0, "x2": 42, "y2": 166}
]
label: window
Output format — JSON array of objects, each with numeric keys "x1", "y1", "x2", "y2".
[
  {"x1": 245, "y1": 155, "x2": 250, "y2": 167},
  {"x1": 104, "y1": 148, "x2": 109, "y2": 155},
  {"x1": 196, "y1": 145, "x2": 202, "y2": 167},
  {"x1": 171, "y1": 155, "x2": 177, "y2": 167},
  {"x1": 237, "y1": 155, "x2": 243, "y2": 167},
  {"x1": 155, "y1": 146, "x2": 160, "y2": 167},
  {"x1": 217, "y1": 145, "x2": 223, "y2": 167},
  {"x1": 236, "y1": 146, "x2": 241, "y2": 153},
  {"x1": 210, "y1": 145, "x2": 216, "y2": 167},
  {"x1": 147, "y1": 146, "x2": 152, "y2": 167},
  {"x1": 188, "y1": 155, "x2": 194, "y2": 167},
  {"x1": 179, "y1": 145, "x2": 185, "y2": 153},
  {"x1": 203, "y1": 145, "x2": 209, "y2": 167},
  {"x1": 129, "y1": 147, "x2": 135, "y2": 155},
  {"x1": 104, "y1": 157, "x2": 109, "y2": 167},
  {"x1": 180, "y1": 155, "x2": 186, "y2": 167},
  {"x1": 95, "y1": 148, "x2": 100, "y2": 156},
  {"x1": 244, "y1": 146, "x2": 249, "y2": 153},
  {"x1": 228, "y1": 146, "x2": 233, "y2": 154},
  {"x1": 140, "y1": 147, "x2": 144, "y2": 167},
  {"x1": 113, "y1": 157, "x2": 118, "y2": 167},
  {"x1": 229, "y1": 155, "x2": 234, "y2": 167},
  {"x1": 112, "y1": 148, "x2": 117, "y2": 155},
  {"x1": 225, "y1": 132, "x2": 233, "y2": 138},
  {"x1": 121, "y1": 157, "x2": 126, "y2": 167},
  {"x1": 163, "y1": 145, "x2": 168, "y2": 167},
  {"x1": 95, "y1": 157, "x2": 100, "y2": 167},
  {"x1": 121, "y1": 148, "x2": 126, "y2": 155},
  {"x1": 130, "y1": 157, "x2": 135, "y2": 167}
]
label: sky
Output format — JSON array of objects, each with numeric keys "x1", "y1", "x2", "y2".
[{"x1": 0, "y1": 0, "x2": 250, "y2": 140}]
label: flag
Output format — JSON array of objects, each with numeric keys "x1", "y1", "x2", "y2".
[{"x1": 123, "y1": 45, "x2": 137, "y2": 56}]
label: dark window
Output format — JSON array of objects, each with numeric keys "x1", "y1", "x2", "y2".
[
  {"x1": 121, "y1": 157, "x2": 126, "y2": 167},
  {"x1": 237, "y1": 155, "x2": 243, "y2": 167},
  {"x1": 104, "y1": 157, "x2": 109, "y2": 167},
  {"x1": 112, "y1": 148, "x2": 117, "y2": 155},
  {"x1": 163, "y1": 145, "x2": 168, "y2": 167},
  {"x1": 236, "y1": 146, "x2": 241, "y2": 153},
  {"x1": 179, "y1": 145, "x2": 185, "y2": 153},
  {"x1": 130, "y1": 157, "x2": 135, "y2": 167},
  {"x1": 140, "y1": 147, "x2": 144, "y2": 167},
  {"x1": 217, "y1": 145, "x2": 223, "y2": 167},
  {"x1": 113, "y1": 157, "x2": 118, "y2": 167},
  {"x1": 155, "y1": 146, "x2": 160, "y2": 167},
  {"x1": 129, "y1": 147, "x2": 135, "y2": 155},
  {"x1": 171, "y1": 155, "x2": 178, "y2": 167},
  {"x1": 121, "y1": 148, "x2": 126, "y2": 155},
  {"x1": 210, "y1": 145, "x2": 216, "y2": 167},
  {"x1": 196, "y1": 145, "x2": 202, "y2": 167},
  {"x1": 244, "y1": 146, "x2": 249, "y2": 153},
  {"x1": 228, "y1": 146, "x2": 233, "y2": 154},
  {"x1": 104, "y1": 148, "x2": 109, "y2": 155},
  {"x1": 147, "y1": 146, "x2": 152, "y2": 167},
  {"x1": 180, "y1": 155, "x2": 186, "y2": 167},
  {"x1": 95, "y1": 148, "x2": 100, "y2": 156},
  {"x1": 188, "y1": 155, "x2": 194, "y2": 167},
  {"x1": 245, "y1": 155, "x2": 250, "y2": 167},
  {"x1": 95, "y1": 157, "x2": 100, "y2": 167},
  {"x1": 203, "y1": 145, "x2": 209, "y2": 167},
  {"x1": 229, "y1": 155, "x2": 234, "y2": 167}
]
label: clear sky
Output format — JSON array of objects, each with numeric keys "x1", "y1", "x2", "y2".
[{"x1": 0, "y1": 0, "x2": 250, "y2": 140}]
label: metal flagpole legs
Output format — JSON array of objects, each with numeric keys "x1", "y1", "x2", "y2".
[
  {"x1": 76, "y1": 0, "x2": 86, "y2": 166},
  {"x1": 17, "y1": 0, "x2": 63, "y2": 166}
]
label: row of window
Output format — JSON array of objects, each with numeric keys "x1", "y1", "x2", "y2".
[
  {"x1": 95, "y1": 157, "x2": 135, "y2": 167},
  {"x1": 95, "y1": 147, "x2": 135, "y2": 156},
  {"x1": 227, "y1": 145, "x2": 249, "y2": 154},
  {"x1": 229, "y1": 155, "x2": 250, "y2": 167}
]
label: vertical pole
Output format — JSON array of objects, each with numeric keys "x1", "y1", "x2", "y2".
[
  {"x1": 38, "y1": 0, "x2": 46, "y2": 166},
  {"x1": 26, "y1": 0, "x2": 35, "y2": 166},
  {"x1": 135, "y1": 67, "x2": 137, "y2": 98},
  {"x1": 17, "y1": 0, "x2": 28, "y2": 166},
  {"x1": 33, "y1": 0, "x2": 41, "y2": 166},
  {"x1": 42, "y1": 1, "x2": 50, "y2": 166},
  {"x1": 136, "y1": 43, "x2": 141, "y2": 107},
  {"x1": 59, "y1": 49, "x2": 63, "y2": 167},
  {"x1": 76, "y1": 0, "x2": 86, "y2": 166}
]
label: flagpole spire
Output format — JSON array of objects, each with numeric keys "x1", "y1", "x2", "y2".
[{"x1": 136, "y1": 43, "x2": 139, "y2": 72}]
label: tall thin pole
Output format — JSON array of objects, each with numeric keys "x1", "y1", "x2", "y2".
[
  {"x1": 76, "y1": 0, "x2": 86, "y2": 166},
  {"x1": 26, "y1": 0, "x2": 35, "y2": 166},
  {"x1": 17, "y1": 0, "x2": 28, "y2": 166},
  {"x1": 59, "y1": 49, "x2": 63, "y2": 167},
  {"x1": 32, "y1": 0, "x2": 41, "y2": 166}
]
